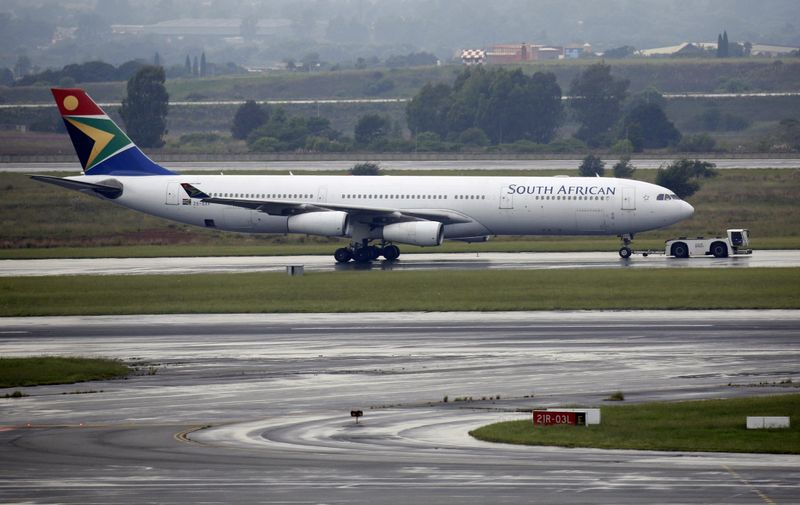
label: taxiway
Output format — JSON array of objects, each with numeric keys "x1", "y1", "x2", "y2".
[
  {"x1": 1, "y1": 311, "x2": 798, "y2": 504},
  {"x1": 2, "y1": 250, "x2": 799, "y2": 277}
]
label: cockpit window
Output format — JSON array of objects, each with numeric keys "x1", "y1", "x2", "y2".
[
  {"x1": 657, "y1": 194, "x2": 665, "y2": 200},
  {"x1": 657, "y1": 193, "x2": 682, "y2": 201}
]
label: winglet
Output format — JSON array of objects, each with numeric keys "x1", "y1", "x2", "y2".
[{"x1": 181, "y1": 183, "x2": 210, "y2": 199}]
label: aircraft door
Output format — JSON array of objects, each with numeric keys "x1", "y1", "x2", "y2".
[
  {"x1": 166, "y1": 182, "x2": 180, "y2": 205},
  {"x1": 317, "y1": 186, "x2": 328, "y2": 203},
  {"x1": 499, "y1": 186, "x2": 513, "y2": 209},
  {"x1": 621, "y1": 186, "x2": 636, "y2": 210}
]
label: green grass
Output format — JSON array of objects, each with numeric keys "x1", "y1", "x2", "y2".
[
  {"x1": 0, "y1": 268, "x2": 797, "y2": 316},
  {"x1": 470, "y1": 394, "x2": 800, "y2": 454},
  {"x1": 0, "y1": 357, "x2": 130, "y2": 388}
]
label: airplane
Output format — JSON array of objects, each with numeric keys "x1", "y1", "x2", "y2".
[{"x1": 32, "y1": 88, "x2": 694, "y2": 262}]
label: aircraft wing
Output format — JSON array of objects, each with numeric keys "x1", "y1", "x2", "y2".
[{"x1": 183, "y1": 184, "x2": 472, "y2": 225}]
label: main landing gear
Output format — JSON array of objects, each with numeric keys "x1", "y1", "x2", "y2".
[
  {"x1": 334, "y1": 241, "x2": 401, "y2": 264},
  {"x1": 618, "y1": 233, "x2": 634, "y2": 259}
]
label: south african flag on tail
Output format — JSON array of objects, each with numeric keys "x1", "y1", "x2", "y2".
[{"x1": 52, "y1": 88, "x2": 174, "y2": 176}]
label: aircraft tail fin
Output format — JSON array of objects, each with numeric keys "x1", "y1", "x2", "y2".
[{"x1": 51, "y1": 88, "x2": 174, "y2": 176}]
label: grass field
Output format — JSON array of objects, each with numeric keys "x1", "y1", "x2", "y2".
[
  {"x1": 0, "y1": 268, "x2": 797, "y2": 316},
  {"x1": 469, "y1": 394, "x2": 800, "y2": 454},
  {"x1": 0, "y1": 357, "x2": 130, "y2": 388},
  {"x1": 2, "y1": 168, "x2": 799, "y2": 257}
]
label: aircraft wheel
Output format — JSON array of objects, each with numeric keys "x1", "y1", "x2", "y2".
[
  {"x1": 618, "y1": 247, "x2": 632, "y2": 259},
  {"x1": 383, "y1": 245, "x2": 400, "y2": 261},
  {"x1": 368, "y1": 245, "x2": 381, "y2": 260},
  {"x1": 334, "y1": 248, "x2": 352, "y2": 263},
  {"x1": 671, "y1": 242, "x2": 689, "y2": 259},
  {"x1": 353, "y1": 247, "x2": 372, "y2": 263}
]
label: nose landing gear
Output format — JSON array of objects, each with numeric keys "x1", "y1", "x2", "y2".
[{"x1": 618, "y1": 233, "x2": 634, "y2": 259}]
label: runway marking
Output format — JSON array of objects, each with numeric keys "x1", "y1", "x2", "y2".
[
  {"x1": 0, "y1": 331, "x2": 28, "y2": 334},
  {"x1": 723, "y1": 464, "x2": 776, "y2": 505},
  {"x1": 174, "y1": 425, "x2": 212, "y2": 445},
  {"x1": 298, "y1": 324, "x2": 714, "y2": 331}
]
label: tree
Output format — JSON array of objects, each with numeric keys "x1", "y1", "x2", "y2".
[
  {"x1": 618, "y1": 103, "x2": 681, "y2": 151},
  {"x1": 578, "y1": 154, "x2": 605, "y2": 177},
  {"x1": 184, "y1": 55, "x2": 191, "y2": 75},
  {"x1": 200, "y1": 52, "x2": 207, "y2": 77},
  {"x1": 153, "y1": 52, "x2": 161, "y2": 67},
  {"x1": 231, "y1": 100, "x2": 268, "y2": 140},
  {"x1": 119, "y1": 65, "x2": 169, "y2": 148},
  {"x1": 655, "y1": 159, "x2": 717, "y2": 199},
  {"x1": 569, "y1": 63, "x2": 629, "y2": 147},
  {"x1": 355, "y1": 114, "x2": 391, "y2": 146},
  {"x1": 406, "y1": 82, "x2": 452, "y2": 137},
  {"x1": 192, "y1": 56, "x2": 199, "y2": 77},
  {"x1": 612, "y1": 156, "x2": 636, "y2": 178}
]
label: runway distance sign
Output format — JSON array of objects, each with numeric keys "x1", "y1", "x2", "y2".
[{"x1": 532, "y1": 410, "x2": 586, "y2": 426}]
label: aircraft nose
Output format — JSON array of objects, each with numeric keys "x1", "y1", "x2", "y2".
[{"x1": 680, "y1": 200, "x2": 695, "y2": 220}]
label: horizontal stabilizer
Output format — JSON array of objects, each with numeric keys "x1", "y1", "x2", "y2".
[{"x1": 30, "y1": 175, "x2": 123, "y2": 199}]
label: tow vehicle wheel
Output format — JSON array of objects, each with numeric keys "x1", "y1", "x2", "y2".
[
  {"x1": 334, "y1": 247, "x2": 352, "y2": 263},
  {"x1": 671, "y1": 242, "x2": 689, "y2": 258},
  {"x1": 618, "y1": 246, "x2": 632, "y2": 259},
  {"x1": 382, "y1": 244, "x2": 400, "y2": 261},
  {"x1": 711, "y1": 242, "x2": 728, "y2": 258},
  {"x1": 352, "y1": 247, "x2": 373, "y2": 263}
]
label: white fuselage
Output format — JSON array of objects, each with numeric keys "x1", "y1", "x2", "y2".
[{"x1": 73, "y1": 174, "x2": 694, "y2": 240}]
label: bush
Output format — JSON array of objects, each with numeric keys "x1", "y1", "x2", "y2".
[
  {"x1": 612, "y1": 156, "x2": 636, "y2": 178},
  {"x1": 414, "y1": 131, "x2": 446, "y2": 151},
  {"x1": 349, "y1": 162, "x2": 381, "y2": 175},
  {"x1": 610, "y1": 139, "x2": 634, "y2": 155},
  {"x1": 578, "y1": 154, "x2": 605, "y2": 177},
  {"x1": 458, "y1": 127, "x2": 490, "y2": 147},
  {"x1": 677, "y1": 133, "x2": 716, "y2": 152},
  {"x1": 250, "y1": 136, "x2": 283, "y2": 152}
]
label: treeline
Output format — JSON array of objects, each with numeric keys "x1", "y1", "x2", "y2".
[
  {"x1": 406, "y1": 67, "x2": 563, "y2": 145},
  {"x1": 231, "y1": 64, "x2": 691, "y2": 155},
  {"x1": 405, "y1": 63, "x2": 682, "y2": 153},
  {"x1": 14, "y1": 60, "x2": 149, "y2": 87},
  {"x1": 11, "y1": 55, "x2": 247, "y2": 87}
]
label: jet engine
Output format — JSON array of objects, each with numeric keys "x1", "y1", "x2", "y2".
[
  {"x1": 382, "y1": 221, "x2": 443, "y2": 246},
  {"x1": 287, "y1": 211, "x2": 349, "y2": 237}
]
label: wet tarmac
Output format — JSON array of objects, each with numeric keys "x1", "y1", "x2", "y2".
[
  {"x1": 1, "y1": 311, "x2": 798, "y2": 504},
  {"x1": 2, "y1": 250, "x2": 798, "y2": 277}
]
